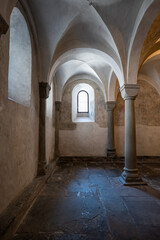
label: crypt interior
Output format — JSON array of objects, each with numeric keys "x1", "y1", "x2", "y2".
[{"x1": 0, "y1": 0, "x2": 160, "y2": 239}]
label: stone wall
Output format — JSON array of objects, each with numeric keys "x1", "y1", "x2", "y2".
[
  {"x1": 0, "y1": 29, "x2": 39, "y2": 214},
  {"x1": 115, "y1": 80, "x2": 160, "y2": 156},
  {"x1": 59, "y1": 81, "x2": 107, "y2": 130},
  {"x1": 59, "y1": 80, "x2": 160, "y2": 157},
  {"x1": 0, "y1": 2, "x2": 57, "y2": 214},
  {"x1": 59, "y1": 81, "x2": 108, "y2": 156}
]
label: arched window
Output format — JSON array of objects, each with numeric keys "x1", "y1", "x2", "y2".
[
  {"x1": 77, "y1": 90, "x2": 89, "y2": 113},
  {"x1": 72, "y1": 83, "x2": 95, "y2": 122},
  {"x1": 8, "y1": 7, "x2": 32, "y2": 106}
]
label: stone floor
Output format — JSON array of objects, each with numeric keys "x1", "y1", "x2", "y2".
[{"x1": 12, "y1": 159, "x2": 160, "y2": 240}]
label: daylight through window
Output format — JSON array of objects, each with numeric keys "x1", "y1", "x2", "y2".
[
  {"x1": 8, "y1": 7, "x2": 32, "y2": 106},
  {"x1": 77, "y1": 90, "x2": 89, "y2": 113}
]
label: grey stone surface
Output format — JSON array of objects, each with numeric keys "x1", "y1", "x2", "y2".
[{"x1": 11, "y1": 159, "x2": 160, "y2": 240}]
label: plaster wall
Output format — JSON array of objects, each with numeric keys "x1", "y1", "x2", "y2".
[
  {"x1": 115, "y1": 80, "x2": 160, "y2": 156},
  {"x1": 0, "y1": 29, "x2": 39, "y2": 214},
  {"x1": 59, "y1": 80, "x2": 160, "y2": 157},
  {"x1": 115, "y1": 124, "x2": 160, "y2": 157},
  {"x1": 115, "y1": 126, "x2": 125, "y2": 157},
  {"x1": 136, "y1": 80, "x2": 160, "y2": 156},
  {"x1": 59, "y1": 81, "x2": 107, "y2": 156},
  {"x1": 136, "y1": 125, "x2": 160, "y2": 156},
  {"x1": 59, "y1": 123, "x2": 107, "y2": 157}
]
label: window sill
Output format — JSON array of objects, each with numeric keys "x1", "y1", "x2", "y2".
[{"x1": 73, "y1": 117, "x2": 94, "y2": 123}]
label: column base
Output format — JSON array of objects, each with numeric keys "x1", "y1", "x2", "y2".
[
  {"x1": 107, "y1": 149, "x2": 116, "y2": 159},
  {"x1": 120, "y1": 167, "x2": 146, "y2": 186}
]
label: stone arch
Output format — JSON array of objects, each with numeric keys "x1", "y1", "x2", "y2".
[
  {"x1": 62, "y1": 73, "x2": 106, "y2": 102},
  {"x1": 49, "y1": 48, "x2": 124, "y2": 87},
  {"x1": 127, "y1": 0, "x2": 160, "y2": 84}
]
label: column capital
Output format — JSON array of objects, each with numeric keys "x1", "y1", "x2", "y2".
[
  {"x1": 39, "y1": 82, "x2": 51, "y2": 99},
  {"x1": 105, "y1": 101, "x2": 116, "y2": 111},
  {"x1": 120, "y1": 84, "x2": 140, "y2": 100},
  {"x1": 0, "y1": 15, "x2": 9, "y2": 37},
  {"x1": 55, "y1": 101, "x2": 61, "y2": 111}
]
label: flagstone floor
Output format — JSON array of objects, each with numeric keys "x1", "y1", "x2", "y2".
[{"x1": 12, "y1": 159, "x2": 160, "y2": 240}]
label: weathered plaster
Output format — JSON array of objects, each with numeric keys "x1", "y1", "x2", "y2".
[
  {"x1": 115, "y1": 126, "x2": 125, "y2": 157},
  {"x1": 136, "y1": 80, "x2": 160, "y2": 126},
  {"x1": 115, "y1": 80, "x2": 160, "y2": 127},
  {"x1": 136, "y1": 125, "x2": 160, "y2": 156},
  {"x1": 59, "y1": 81, "x2": 107, "y2": 130},
  {"x1": 114, "y1": 80, "x2": 160, "y2": 156},
  {"x1": 59, "y1": 81, "x2": 107, "y2": 157},
  {"x1": 0, "y1": 30, "x2": 39, "y2": 214},
  {"x1": 59, "y1": 123, "x2": 107, "y2": 157},
  {"x1": 1, "y1": 0, "x2": 160, "y2": 214},
  {"x1": 59, "y1": 84, "x2": 76, "y2": 130},
  {"x1": 114, "y1": 92, "x2": 125, "y2": 126},
  {"x1": 59, "y1": 79, "x2": 160, "y2": 157}
]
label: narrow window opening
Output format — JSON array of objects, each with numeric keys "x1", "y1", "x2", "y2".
[
  {"x1": 72, "y1": 83, "x2": 95, "y2": 122},
  {"x1": 8, "y1": 7, "x2": 32, "y2": 107},
  {"x1": 77, "y1": 90, "x2": 89, "y2": 113}
]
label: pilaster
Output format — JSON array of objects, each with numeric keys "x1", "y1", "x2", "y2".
[
  {"x1": 38, "y1": 82, "x2": 51, "y2": 175},
  {"x1": 55, "y1": 101, "x2": 61, "y2": 157},
  {"x1": 105, "y1": 101, "x2": 116, "y2": 159}
]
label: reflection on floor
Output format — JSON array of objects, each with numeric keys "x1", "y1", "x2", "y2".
[{"x1": 12, "y1": 159, "x2": 160, "y2": 240}]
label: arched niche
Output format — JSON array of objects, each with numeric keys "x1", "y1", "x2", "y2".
[
  {"x1": 8, "y1": 7, "x2": 32, "y2": 107},
  {"x1": 72, "y1": 83, "x2": 95, "y2": 122}
]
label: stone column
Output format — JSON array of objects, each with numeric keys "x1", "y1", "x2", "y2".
[
  {"x1": 106, "y1": 101, "x2": 116, "y2": 158},
  {"x1": 120, "y1": 84, "x2": 145, "y2": 185},
  {"x1": 0, "y1": 15, "x2": 9, "y2": 37},
  {"x1": 38, "y1": 82, "x2": 51, "y2": 175},
  {"x1": 55, "y1": 101, "x2": 61, "y2": 157}
]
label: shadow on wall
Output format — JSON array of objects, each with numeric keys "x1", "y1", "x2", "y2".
[{"x1": 114, "y1": 80, "x2": 160, "y2": 156}]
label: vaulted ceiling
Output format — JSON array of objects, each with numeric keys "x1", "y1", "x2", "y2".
[{"x1": 2, "y1": 0, "x2": 160, "y2": 100}]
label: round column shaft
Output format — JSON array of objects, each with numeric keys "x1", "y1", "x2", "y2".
[
  {"x1": 120, "y1": 84, "x2": 145, "y2": 185},
  {"x1": 38, "y1": 82, "x2": 51, "y2": 176},
  {"x1": 125, "y1": 99, "x2": 137, "y2": 169}
]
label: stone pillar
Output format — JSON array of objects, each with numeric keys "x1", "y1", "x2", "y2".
[
  {"x1": 120, "y1": 84, "x2": 145, "y2": 185},
  {"x1": 55, "y1": 101, "x2": 61, "y2": 157},
  {"x1": 0, "y1": 15, "x2": 9, "y2": 37},
  {"x1": 38, "y1": 82, "x2": 51, "y2": 175},
  {"x1": 106, "y1": 101, "x2": 116, "y2": 158}
]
